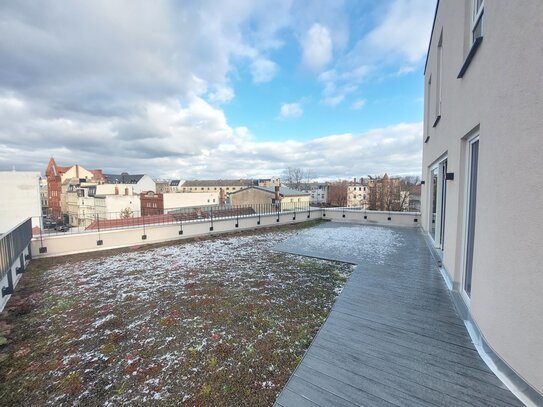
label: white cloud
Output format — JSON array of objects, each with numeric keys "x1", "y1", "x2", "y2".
[
  {"x1": 358, "y1": 0, "x2": 434, "y2": 64},
  {"x1": 351, "y1": 99, "x2": 367, "y2": 110},
  {"x1": 208, "y1": 85, "x2": 235, "y2": 104},
  {"x1": 250, "y1": 58, "x2": 278, "y2": 83},
  {"x1": 0, "y1": 1, "x2": 428, "y2": 180},
  {"x1": 279, "y1": 103, "x2": 303, "y2": 119},
  {"x1": 301, "y1": 23, "x2": 333, "y2": 71}
]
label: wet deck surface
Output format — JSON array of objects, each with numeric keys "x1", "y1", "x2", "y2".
[{"x1": 273, "y1": 222, "x2": 522, "y2": 407}]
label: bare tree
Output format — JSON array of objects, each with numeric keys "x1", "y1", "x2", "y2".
[
  {"x1": 281, "y1": 167, "x2": 316, "y2": 191},
  {"x1": 327, "y1": 181, "x2": 348, "y2": 207}
]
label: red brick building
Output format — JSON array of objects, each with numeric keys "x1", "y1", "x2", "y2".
[{"x1": 140, "y1": 191, "x2": 164, "y2": 216}]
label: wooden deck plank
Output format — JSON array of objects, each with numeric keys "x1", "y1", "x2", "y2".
[{"x1": 273, "y1": 223, "x2": 523, "y2": 407}]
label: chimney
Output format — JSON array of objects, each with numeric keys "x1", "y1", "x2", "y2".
[{"x1": 274, "y1": 185, "x2": 280, "y2": 201}]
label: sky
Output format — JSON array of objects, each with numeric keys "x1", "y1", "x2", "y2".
[{"x1": 0, "y1": 0, "x2": 436, "y2": 180}]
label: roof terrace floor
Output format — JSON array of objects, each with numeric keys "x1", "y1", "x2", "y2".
[{"x1": 273, "y1": 222, "x2": 522, "y2": 407}]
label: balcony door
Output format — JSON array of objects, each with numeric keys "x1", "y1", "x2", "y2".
[{"x1": 429, "y1": 158, "x2": 447, "y2": 251}]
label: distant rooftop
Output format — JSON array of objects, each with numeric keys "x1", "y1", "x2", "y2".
[
  {"x1": 104, "y1": 173, "x2": 145, "y2": 184},
  {"x1": 183, "y1": 179, "x2": 254, "y2": 187},
  {"x1": 232, "y1": 185, "x2": 309, "y2": 197}
]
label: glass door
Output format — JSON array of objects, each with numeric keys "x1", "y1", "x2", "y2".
[
  {"x1": 464, "y1": 138, "x2": 479, "y2": 298},
  {"x1": 430, "y1": 168, "x2": 438, "y2": 241},
  {"x1": 429, "y1": 158, "x2": 447, "y2": 250}
]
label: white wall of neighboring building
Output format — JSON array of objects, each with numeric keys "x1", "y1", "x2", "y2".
[
  {"x1": 0, "y1": 171, "x2": 42, "y2": 232},
  {"x1": 97, "y1": 195, "x2": 141, "y2": 219},
  {"x1": 423, "y1": 1, "x2": 543, "y2": 400},
  {"x1": 163, "y1": 192, "x2": 219, "y2": 211},
  {"x1": 135, "y1": 175, "x2": 156, "y2": 193},
  {"x1": 96, "y1": 184, "x2": 135, "y2": 196}
]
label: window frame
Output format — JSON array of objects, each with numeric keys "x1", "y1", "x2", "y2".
[
  {"x1": 471, "y1": 0, "x2": 484, "y2": 43},
  {"x1": 461, "y1": 133, "x2": 480, "y2": 304}
]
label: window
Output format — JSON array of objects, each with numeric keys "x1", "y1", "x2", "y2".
[
  {"x1": 436, "y1": 31, "x2": 443, "y2": 120},
  {"x1": 463, "y1": 135, "x2": 479, "y2": 299},
  {"x1": 425, "y1": 75, "x2": 432, "y2": 141},
  {"x1": 472, "y1": 0, "x2": 484, "y2": 43}
]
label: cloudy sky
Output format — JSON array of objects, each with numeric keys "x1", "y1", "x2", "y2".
[{"x1": 0, "y1": 0, "x2": 436, "y2": 180}]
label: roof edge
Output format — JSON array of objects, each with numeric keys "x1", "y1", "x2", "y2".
[{"x1": 424, "y1": 0, "x2": 440, "y2": 75}]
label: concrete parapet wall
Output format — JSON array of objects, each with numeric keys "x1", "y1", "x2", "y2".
[{"x1": 31, "y1": 209, "x2": 421, "y2": 258}]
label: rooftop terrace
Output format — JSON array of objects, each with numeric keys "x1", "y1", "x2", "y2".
[{"x1": 1, "y1": 219, "x2": 523, "y2": 406}]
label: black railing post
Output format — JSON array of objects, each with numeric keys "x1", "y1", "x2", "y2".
[
  {"x1": 96, "y1": 214, "x2": 103, "y2": 245},
  {"x1": 142, "y1": 212, "x2": 147, "y2": 240},
  {"x1": 39, "y1": 216, "x2": 46, "y2": 253},
  {"x1": 308, "y1": 204, "x2": 311, "y2": 218},
  {"x1": 276, "y1": 204, "x2": 280, "y2": 222},
  {"x1": 210, "y1": 207, "x2": 214, "y2": 231},
  {"x1": 235, "y1": 205, "x2": 239, "y2": 228},
  {"x1": 258, "y1": 204, "x2": 261, "y2": 225}
]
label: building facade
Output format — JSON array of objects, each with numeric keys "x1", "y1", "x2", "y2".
[
  {"x1": 306, "y1": 183, "x2": 328, "y2": 205},
  {"x1": 104, "y1": 173, "x2": 156, "y2": 194},
  {"x1": 422, "y1": 1, "x2": 543, "y2": 403},
  {"x1": 0, "y1": 171, "x2": 42, "y2": 232},
  {"x1": 230, "y1": 186, "x2": 310, "y2": 212},
  {"x1": 346, "y1": 178, "x2": 368, "y2": 208},
  {"x1": 45, "y1": 157, "x2": 105, "y2": 220},
  {"x1": 140, "y1": 191, "x2": 164, "y2": 216}
]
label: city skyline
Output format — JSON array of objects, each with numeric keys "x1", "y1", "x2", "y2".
[{"x1": 0, "y1": 0, "x2": 436, "y2": 179}]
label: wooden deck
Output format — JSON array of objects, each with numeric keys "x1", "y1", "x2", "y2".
[{"x1": 273, "y1": 223, "x2": 522, "y2": 407}]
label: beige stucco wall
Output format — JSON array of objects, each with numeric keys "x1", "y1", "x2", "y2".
[
  {"x1": 0, "y1": 171, "x2": 42, "y2": 232},
  {"x1": 422, "y1": 0, "x2": 543, "y2": 394},
  {"x1": 280, "y1": 195, "x2": 310, "y2": 211},
  {"x1": 60, "y1": 165, "x2": 96, "y2": 182},
  {"x1": 230, "y1": 189, "x2": 274, "y2": 209}
]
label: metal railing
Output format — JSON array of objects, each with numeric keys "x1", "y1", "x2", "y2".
[
  {"x1": 33, "y1": 202, "x2": 312, "y2": 237},
  {"x1": 1, "y1": 218, "x2": 32, "y2": 296}
]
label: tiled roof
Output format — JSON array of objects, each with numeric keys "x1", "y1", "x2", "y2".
[{"x1": 104, "y1": 173, "x2": 145, "y2": 184}]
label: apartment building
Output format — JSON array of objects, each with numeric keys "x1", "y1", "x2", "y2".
[
  {"x1": 305, "y1": 183, "x2": 328, "y2": 205},
  {"x1": 65, "y1": 183, "x2": 141, "y2": 227},
  {"x1": 139, "y1": 191, "x2": 219, "y2": 216},
  {"x1": 230, "y1": 186, "x2": 310, "y2": 212},
  {"x1": 45, "y1": 157, "x2": 105, "y2": 220},
  {"x1": 422, "y1": 1, "x2": 542, "y2": 403},
  {"x1": 346, "y1": 178, "x2": 368, "y2": 208}
]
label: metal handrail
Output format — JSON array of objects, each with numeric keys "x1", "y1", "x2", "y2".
[{"x1": 0, "y1": 218, "x2": 32, "y2": 282}]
